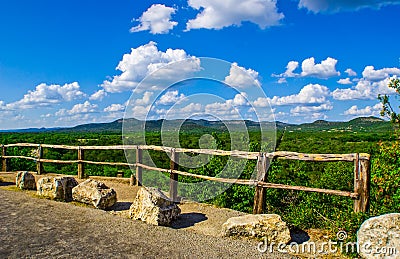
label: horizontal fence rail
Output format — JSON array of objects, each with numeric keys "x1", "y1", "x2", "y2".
[
  {"x1": 1, "y1": 143, "x2": 370, "y2": 160},
  {"x1": 0, "y1": 143, "x2": 371, "y2": 213}
]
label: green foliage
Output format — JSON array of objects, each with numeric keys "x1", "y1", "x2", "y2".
[
  {"x1": 211, "y1": 184, "x2": 255, "y2": 213},
  {"x1": 378, "y1": 78, "x2": 400, "y2": 128},
  {"x1": 372, "y1": 77, "x2": 400, "y2": 213},
  {"x1": 1, "y1": 118, "x2": 399, "y2": 250},
  {"x1": 370, "y1": 141, "x2": 400, "y2": 214},
  {"x1": 8, "y1": 146, "x2": 36, "y2": 171}
]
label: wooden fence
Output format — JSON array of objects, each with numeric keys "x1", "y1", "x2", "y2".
[{"x1": 1, "y1": 143, "x2": 370, "y2": 213}]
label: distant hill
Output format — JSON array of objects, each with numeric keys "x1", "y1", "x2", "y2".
[
  {"x1": 0, "y1": 116, "x2": 392, "y2": 133},
  {"x1": 44, "y1": 118, "x2": 283, "y2": 133},
  {"x1": 0, "y1": 127, "x2": 63, "y2": 133},
  {"x1": 286, "y1": 116, "x2": 391, "y2": 132}
]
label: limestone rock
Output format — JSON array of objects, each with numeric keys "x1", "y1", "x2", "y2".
[
  {"x1": 357, "y1": 213, "x2": 400, "y2": 259},
  {"x1": 16, "y1": 171, "x2": 36, "y2": 190},
  {"x1": 36, "y1": 176, "x2": 78, "y2": 201},
  {"x1": 129, "y1": 187, "x2": 181, "y2": 226},
  {"x1": 222, "y1": 214, "x2": 291, "y2": 243},
  {"x1": 72, "y1": 179, "x2": 117, "y2": 209}
]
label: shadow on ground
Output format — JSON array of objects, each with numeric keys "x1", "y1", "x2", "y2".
[
  {"x1": 171, "y1": 213, "x2": 208, "y2": 229},
  {"x1": 108, "y1": 202, "x2": 132, "y2": 211},
  {"x1": 290, "y1": 227, "x2": 310, "y2": 243},
  {"x1": 0, "y1": 180, "x2": 14, "y2": 187}
]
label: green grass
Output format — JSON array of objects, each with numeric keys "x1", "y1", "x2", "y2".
[
  {"x1": 70, "y1": 201, "x2": 92, "y2": 208},
  {"x1": 3, "y1": 186, "x2": 23, "y2": 192}
]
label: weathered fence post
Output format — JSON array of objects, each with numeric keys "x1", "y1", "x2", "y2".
[
  {"x1": 354, "y1": 154, "x2": 370, "y2": 213},
  {"x1": 253, "y1": 153, "x2": 270, "y2": 214},
  {"x1": 170, "y1": 148, "x2": 179, "y2": 202},
  {"x1": 135, "y1": 146, "x2": 142, "y2": 186},
  {"x1": 36, "y1": 145, "x2": 44, "y2": 174},
  {"x1": 129, "y1": 172, "x2": 135, "y2": 186},
  {"x1": 77, "y1": 146, "x2": 84, "y2": 179},
  {"x1": 1, "y1": 144, "x2": 8, "y2": 172}
]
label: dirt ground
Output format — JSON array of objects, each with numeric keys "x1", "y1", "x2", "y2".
[
  {"x1": 1, "y1": 172, "x2": 246, "y2": 237},
  {"x1": 0, "y1": 172, "x2": 349, "y2": 258}
]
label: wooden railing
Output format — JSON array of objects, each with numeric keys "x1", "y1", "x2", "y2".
[{"x1": 0, "y1": 143, "x2": 371, "y2": 213}]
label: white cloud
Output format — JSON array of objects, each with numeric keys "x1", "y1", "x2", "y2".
[
  {"x1": 198, "y1": 94, "x2": 253, "y2": 120},
  {"x1": 232, "y1": 93, "x2": 249, "y2": 106},
  {"x1": 14, "y1": 114, "x2": 25, "y2": 121},
  {"x1": 277, "y1": 78, "x2": 287, "y2": 84},
  {"x1": 40, "y1": 113, "x2": 52, "y2": 118},
  {"x1": 104, "y1": 104, "x2": 125, "y2": 113},
  {"x1": 333, "y1": 65, "x2": 400, "y2": 101},
  {"x1": 345, "y1": 68, "x2": 357, "y2": 77},
  {"x1": 186, "y1": 0, "x2": 284, "y2": 30},
  {"x1": 70, "y1": 101, "x2": 97, "y2": 114},
  {"x1": 332, "y1": 77, "x2": 397, "y2": 100},
  {"x1": 273, "y1": 61, "x2": 299, "y2": 79},
  {"x1": 130, "y1": 4, "x2": 178, "y2": 34},
  {"x1": 51, "y1": 111, "x2": 64, "y2": 119},
  {"x1": 224, "y1": 63, "x2": 261, "y2": 88},
  {"x1": 135, "y1": 91, "x2": 154, "y2": 105},
  {"x1": 362, "y1": 65, "x2": 400, "y2": 82},
  {"x1": 311, "y1": 113, "x2": 328, "y2": 120},
  {"x1": 290, "y1": 102, "x2": 333, "y2": 114},
  {"x1": 0, "y1": 110, "x2": 31, "y2": 129},
  {"x1": 131, "y1": 105, "x2": 151, "y2": 120},
  {"x1": 344, "y1": 103, "x2": 382, "y2": 116},
  {"x1": 154, "y1": 108, "x2": 167, "y2": 116},
  {"x1": 274, "y1": 57, "x2": 339, "y2": 80},
  {"x1": 285, "y1": 101, "x2": 331, "y2": 121},
  {"x1": 204, "y1": 101, "x2": 240, "y2": 119},
  {"x1": 254, "y1": 84, "x2": 330, "y2": 107},
  {"x1": 157, "y1": 103, "x2": 204, "y2": 119},
  {"x1": 271, "y1": 111, "x2": 287, "y2": 121},
  {"x1": 289, "y1": 104, "x2": 329, "y2": 120},
  {"x1": 89, "y1": 89, "x2": 107, "y2": 101},
  {"x1": 247, "y1": 106, "x2": 281, "y2": 121},
  {"x1": 283, "y1": 61, "x2": 299, "y2": 77},
  {"x1": 252, "y1": 97, "x2": 270, "y2": 108},
  {"x1": 180, "y1": 103, "x2": 203, "y2": 113},
  {"x1": 0, "y1": 101, "x2": 5, "y2": 110},
  {"x1": 298, "y1": 0, "x2": 400, "y2": 13},
  {"x1": 210, "y1": 93, "x2": 250, "y2": 108},
  {"x1": 7, "y1": 82, "x2": 85, "y2": 109},
  {"x1": 102, "y1": 42, "x2": 200, "y2": 93},
  {"x1": 337, "y1": 78, "x2": 353, "y2": 85},
  {"x1": 300, "y1": 57, "x2": 340, "y2": 79},
  {"x1": 158, "y1": 90, "x2": 186, "y2": 105},
  {"x1": 55, "y1": 113, "x2": 95, "y2": 125},
  {"x1": 156, "y1": 93, "x2": 250, "y2": 120},
  {"x1": 298, "y1": 112, "x2": 328, "y2": 120},
  {"x1": 56, "y1": 101, "x2": 98, "y2": 116}
]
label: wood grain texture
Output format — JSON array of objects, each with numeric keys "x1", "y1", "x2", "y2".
[
  {"x1": 253, "y1": 154, "x2": 270, "y2": 214},
  {"x1": 136, "y1": 147, "x2": 142, "y2": 186}
]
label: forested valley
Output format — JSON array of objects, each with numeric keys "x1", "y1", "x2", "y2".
[{"x1": 1, "y1": 116, "x2": 399, "y2": 249}]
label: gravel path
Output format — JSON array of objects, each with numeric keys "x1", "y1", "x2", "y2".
[{"x1": 0, "y1": 185, "x2": 296, "y2": 258}]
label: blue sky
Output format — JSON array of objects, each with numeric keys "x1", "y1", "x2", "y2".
[{"x1": 0, "y1": 0, "x2": 400, "y2": 129}]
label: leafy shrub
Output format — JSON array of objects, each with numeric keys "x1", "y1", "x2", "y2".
[{"x1": 370, "y1": 141, "x2": 400, "y2": 214}]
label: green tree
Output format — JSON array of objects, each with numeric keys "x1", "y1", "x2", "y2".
[
  {"x1": 371, "y1": 77, "x2": 400, "y2": 214},
  {"x1": 378, "y1": 78, "x2": 400, "y2": 128}
]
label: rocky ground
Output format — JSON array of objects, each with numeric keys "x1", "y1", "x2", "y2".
[{"x1": 0, "y1": 172, "x2": 348, "y2": 258}]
